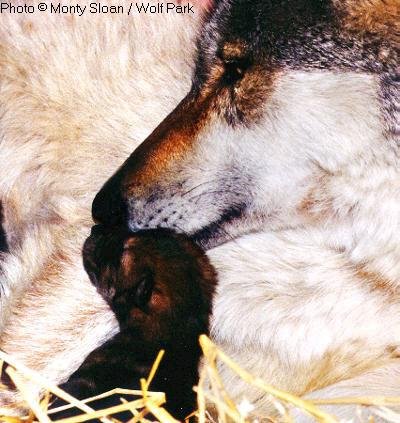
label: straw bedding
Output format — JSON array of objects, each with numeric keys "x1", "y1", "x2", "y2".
[{"x1": 1, "y1": 336, "x2": 400, "y2": 423}]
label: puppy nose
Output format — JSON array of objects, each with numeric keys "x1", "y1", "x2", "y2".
[{"x1": 92, "y1": 175, "x2": 126, "y2": 225}]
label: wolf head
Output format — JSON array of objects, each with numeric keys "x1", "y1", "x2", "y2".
[{"x1": 93, "y1": 0, "x2": 399, "y2": 249}]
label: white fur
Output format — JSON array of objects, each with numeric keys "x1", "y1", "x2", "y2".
[
  {"x1": 0, "y1": 0, "x2": 199, "y2": 406},
  {"x1": 0, "y1": 2, "x2": 399, "y2": 421}
]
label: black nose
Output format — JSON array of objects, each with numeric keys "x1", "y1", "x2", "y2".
[{"x1": 92, "y1": 174, "x2": 126, "y2": 226}]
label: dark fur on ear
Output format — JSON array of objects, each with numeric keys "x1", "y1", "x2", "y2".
[
  {"x1": 51, "y1": 227, "x2": 217, "y2": 421},
  {"x1": 0, "y1": 202, "x2": 8, "y2": 253}
]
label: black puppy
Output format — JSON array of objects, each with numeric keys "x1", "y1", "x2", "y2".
[{"x1": 53, "y1": 227, "x2": 216, "y2": 421}]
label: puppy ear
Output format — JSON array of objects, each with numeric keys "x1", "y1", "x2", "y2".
[{"x1": 134, "y1": 274, "x2": 155, "y2": 308}]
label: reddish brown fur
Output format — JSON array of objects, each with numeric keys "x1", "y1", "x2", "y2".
[
  {"x1": 52, "y1": 227, "x2": 217, "y2": 420},
  {"x1": 123, "y1": 96, "x2": 212, "y2": 194},
  {"x1": 355, "y1": 266, "x2": 400, "y2": 298},
  {"x1": 333, "y1": 0, "x2": 400, "y2": 40}
]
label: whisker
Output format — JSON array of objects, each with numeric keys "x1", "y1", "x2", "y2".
[
  {"x1": 181, "y1": 176, "x2": 241, "y2": 198},
  {"x1": 187, "y1": 190, "x2": 241, "y2": 203}
]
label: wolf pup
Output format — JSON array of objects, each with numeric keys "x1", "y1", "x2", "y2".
[{"x1": 53, "y1": 227, "x2": 216, "y2": 420}]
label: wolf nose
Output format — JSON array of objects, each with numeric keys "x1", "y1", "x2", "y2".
[{"x1": 92, "y1": 176, "x2": 126, "y2": 226}]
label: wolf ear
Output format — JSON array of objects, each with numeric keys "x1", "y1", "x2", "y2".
[
  {"x1": 134, "y1": 274, "x2": 155, "y2": 308},
  {"x1": 177, "y1": 0, "x2": 214, "y2": 11},
  {"x1": 198, "y1": 0, "x2": 214, "y2": 10}
]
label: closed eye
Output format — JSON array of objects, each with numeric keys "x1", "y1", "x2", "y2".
[
  {"x1": 222, "y1": 58, "x2": 250, "y2": 85},
  {"x1": 135, "y1": 274, "x2": 154, "y2": 307},
  {"x1": 112, "y1": 274, "x2": 153, "y2": 310}
]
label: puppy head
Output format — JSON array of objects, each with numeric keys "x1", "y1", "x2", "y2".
[{"x1": 83, "y1": 227, "x2": 217, "y2": 343}]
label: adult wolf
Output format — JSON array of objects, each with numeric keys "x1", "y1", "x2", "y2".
[
  {"x1": 0, "y1": 0, "x2": 399, "y2": 421},
  {"x1": 90, "y1": 0, "x2": 399, "y2": 419}
]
